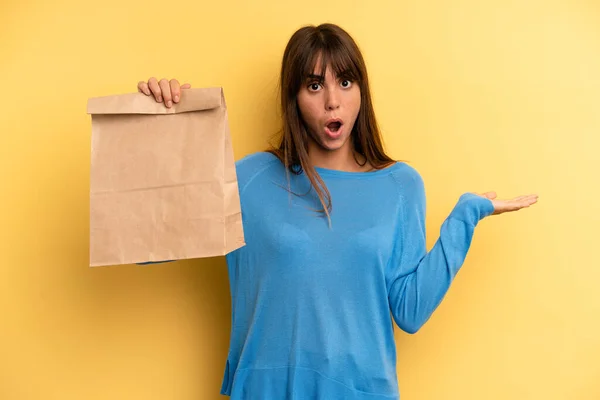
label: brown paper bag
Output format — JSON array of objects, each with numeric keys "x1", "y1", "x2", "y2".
[{"x1": 86, "y1": 87, "x2": 245, "y2": 267}]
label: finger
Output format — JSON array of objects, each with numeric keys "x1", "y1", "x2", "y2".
[
  {"x1": 511, "y1": 195, "x2": 538, "y2": 210},
  {"x1": 170, "y1": 79, "x2": 181, "y2": 103},
  {"x1": 523, "y1": 195, "x2": 539, "y2": 205},
  {"x1": 148, "y1": 77, "x2": 162, "y2": 102},
  {"x1": 515, "y1": 194, "x2": 538, "y2": 200},
  {"x1": 137, "y1": 81, "x2": 151, "y2": 95},
  {"x1": 515, "y1": 195, "x2": 538, "y2": 207},
  {"x1": 181, "y1": 83, "x2": 192, "y2": 89},
  {"x1": 159, "y1": 78, "x2": 172, "y2": 107}
]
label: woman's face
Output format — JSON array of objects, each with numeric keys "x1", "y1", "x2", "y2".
[{"x1": 297, "y1": 59, "x2": 361, "y2": 156}]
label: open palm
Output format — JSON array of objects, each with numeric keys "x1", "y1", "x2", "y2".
[{"x1": 476, "y1": 191, "x2": 539, "y2": 215}]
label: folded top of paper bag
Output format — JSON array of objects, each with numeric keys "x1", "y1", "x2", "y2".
[{"x1": 86, "y1": 87, "x2": 224, "y2": 115}]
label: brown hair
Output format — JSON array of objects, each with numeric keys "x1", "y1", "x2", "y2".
[{"x1": 268, "y1": 23, "x2": 395, "y2": 221}]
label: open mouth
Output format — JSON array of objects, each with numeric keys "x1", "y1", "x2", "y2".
[{"x1": 326, "y1": 121, "x2": 342, "y2": 132}]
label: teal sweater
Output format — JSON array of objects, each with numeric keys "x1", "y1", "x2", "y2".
[{"x1": 216, "y1": 152, "x2": 495, "y2": 399}]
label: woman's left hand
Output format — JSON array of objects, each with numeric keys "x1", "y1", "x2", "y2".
[{"x1": 476, "y1": 192, "x2": 539, "y2": 215}]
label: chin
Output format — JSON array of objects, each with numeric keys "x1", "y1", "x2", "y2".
[
  {"x1": 317, "y1": 136, "x2": 352, "y2": 152},
  {"x1": 307, "y1": 127, "x2": 354, "y2": 153}
]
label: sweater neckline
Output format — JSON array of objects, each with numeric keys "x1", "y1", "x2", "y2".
[{"x1": 314, "y1": 162, "x2": 402, "y2": 179}]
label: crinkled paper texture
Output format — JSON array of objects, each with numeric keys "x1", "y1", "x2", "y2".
[{"x1": 86, "y1": 87, "x2": 245, "y2": 267}]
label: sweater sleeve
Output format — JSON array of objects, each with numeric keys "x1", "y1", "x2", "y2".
[{"x1": 386, "y1": 168, "x2": 495, "y2": 334}]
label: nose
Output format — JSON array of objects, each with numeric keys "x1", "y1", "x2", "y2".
[{"x1": 325, "y1": 87, "x2": 340, "y2": 111}]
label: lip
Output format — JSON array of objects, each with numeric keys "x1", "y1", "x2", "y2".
[
  {"x1": 325, "y1": 117, "x2": 343, "y2": 126},
  {"x1": 324, "y1": 118, "x2": 344, "y2": 140}
]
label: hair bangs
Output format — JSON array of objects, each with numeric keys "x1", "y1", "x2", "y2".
[{"x1": 302, "y1": 39, "x2": 362, "y2": 84}]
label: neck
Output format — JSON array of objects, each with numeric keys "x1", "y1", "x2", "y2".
[{"x1": 307, "y1": 139, "x2": 369, "y2": 172}]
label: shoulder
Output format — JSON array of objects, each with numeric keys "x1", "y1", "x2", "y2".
[
  {"x1": 386, "y1": 161, "x2": 427, "y2": 215},
  {"x1": 234, "y1": 151, "x2": 283, "y2": 193},
  {"x1": 389, "y1": 162, "x2": 425, "y2": 193},
  {"x1": 235, "y1": 150, "x2": 279, "y2": 170}
]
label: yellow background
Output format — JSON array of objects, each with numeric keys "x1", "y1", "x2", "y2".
[{"x1": 1, "y1": 0, "x2": 598, "y2": 399}]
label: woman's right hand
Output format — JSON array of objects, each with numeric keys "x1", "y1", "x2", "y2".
[{"x1": 137, "y1": 78, "x2": 191, "y2": 108}]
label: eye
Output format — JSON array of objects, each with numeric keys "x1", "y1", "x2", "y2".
[
  {"x1": 308, "y1": 82, "x2": 322, "y2": 91},
  {"x1": 340, "y1": 79, "x2": 353, "y2": 88}
]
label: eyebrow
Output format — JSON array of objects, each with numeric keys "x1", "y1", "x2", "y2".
[
  {"x1": 305, "y1": 69, "x2": 354, "y2": 82},
  {"x1": 337, "y1": 69, "x2": 356, "y2": 80},
  {"x1": 306, "y1": 74, "x2": 325, "y2": 82}
]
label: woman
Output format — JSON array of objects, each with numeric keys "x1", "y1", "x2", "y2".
[{"x1": 137, "y1": 23, "x2": 537, "y2": 399}]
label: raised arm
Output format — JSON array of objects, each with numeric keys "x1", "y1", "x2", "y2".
[{"x1": 386, "y1": 170, "x2": 537, "y2": 334}]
